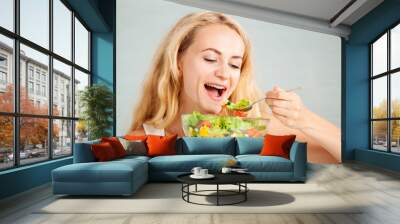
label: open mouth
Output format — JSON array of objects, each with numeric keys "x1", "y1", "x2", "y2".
[{"x1": 204, "y1": 83, "x2": 227, "y2": 101}]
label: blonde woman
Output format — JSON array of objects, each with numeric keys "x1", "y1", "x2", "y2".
[{"x1": 129, "y1": 12, "x2": 341, "y2": 163}]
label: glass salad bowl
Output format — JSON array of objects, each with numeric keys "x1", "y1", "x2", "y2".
[{"x1": 181, "y1": 111, "x2": 269, "y2": 138}]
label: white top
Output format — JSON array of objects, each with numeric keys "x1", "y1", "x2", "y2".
[{"x1": 143, "y1": 123, "x2": 165, "y2": 136}]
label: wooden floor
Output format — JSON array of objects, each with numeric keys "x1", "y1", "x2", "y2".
[{"x1": 1, "y1": 162, "x2": 400, "y2": 224}]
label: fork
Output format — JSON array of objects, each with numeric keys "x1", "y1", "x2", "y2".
[{"x1": 234, "y1": 87, "x2": 302, "y2": 112}]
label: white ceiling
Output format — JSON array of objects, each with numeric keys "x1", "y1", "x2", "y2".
[
  {"x1": 166, "y1": 0, "x2": 384, "y2": 38},
  {"x1": 226, "y1": 0, "x2": 353, "y2": 23}
]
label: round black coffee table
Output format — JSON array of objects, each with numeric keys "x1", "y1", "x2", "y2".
[{"x1": 177, "y1": 173, "x2": 255, "y2": 206}]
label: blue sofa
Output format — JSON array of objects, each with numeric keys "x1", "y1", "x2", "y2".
[{"x1": 52, "y1": 137, "x2": 307, "y2": 196}]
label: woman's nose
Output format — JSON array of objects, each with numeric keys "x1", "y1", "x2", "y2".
[{"x1": 215, "y1": 63, "x2": 229, "y2": 79}]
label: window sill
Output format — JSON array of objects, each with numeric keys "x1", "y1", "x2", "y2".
[
  {"x1": 355, "y1": 148, "x2": 400, "y2": 172},
  {"x1": 0, "y1": 156, "x2": 72, "y2": 175}
]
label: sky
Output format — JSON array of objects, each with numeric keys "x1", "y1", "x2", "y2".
[{"x1": 0, "y1": 0, "x2": 89, "y2": 74}]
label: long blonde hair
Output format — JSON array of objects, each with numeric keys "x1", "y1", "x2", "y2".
[{"x1": 130, "y1": 12, "x2": 267, "y2": 131}]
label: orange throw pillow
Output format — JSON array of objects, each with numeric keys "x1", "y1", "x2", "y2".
[
  {"x1": 259, "y1": 134, "x2": 296, "y2": 159},
  {"x1": 101, "y1": 137, "x2": 127, "y2": 158},
  {"x1": 124, "y1": 135, "x2": 147, "y2": 141},
  {"x1": 91, "y1": 142, "x2": 117, "y2": 161},
  {"x1": 146, "y1": 134, "x2": 178, "y2": 157}
]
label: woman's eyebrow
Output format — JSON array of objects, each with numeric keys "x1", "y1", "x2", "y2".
[{"x1": 201, "y1": 48, "x2": 243, "y2": 59}]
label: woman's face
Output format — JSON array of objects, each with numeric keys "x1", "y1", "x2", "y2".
[{"x1": 179, "y1": 24, "x2": 245, "y2": 114}]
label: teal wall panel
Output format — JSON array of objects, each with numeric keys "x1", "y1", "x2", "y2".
[
  {"x1": 344, "y1": 0, "x2": 400, "y2": 171},
  {"x1": 0, "y1": 157, "x2": 72, "y2": 199}
]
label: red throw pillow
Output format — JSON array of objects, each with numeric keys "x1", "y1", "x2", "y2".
[
  {"x1": 101, "y1": 137, "x2": 127, "y2": 158},
  {"x1": 91, "y1": 142, "x2": 118, "y2": 161},
  {"x1": 146, "y1": 134, "x2": 177, "y2": 157},
  {"x1": 124, "y1": 135, "x2": 147, "y2": 141},
  {"x1": 259, "y1": 134, "x2": 296, "y2": 159}
]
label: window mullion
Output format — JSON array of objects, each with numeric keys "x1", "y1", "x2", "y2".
[
  {"x1": 13, "y1": 0, "x2": 20, "y2": 167},
  {"x1": 49, "y1": 0, "x2": 54, "y2": 160},
  {"x1": 370, "y1": 45, "x2": 373, "y2": 149},
  {"x1": 388, "y1": 30, "x2": 391, "y2": 152},
  {"x1": 71, "y1": 10, "x2": 76, "y2": 155}
]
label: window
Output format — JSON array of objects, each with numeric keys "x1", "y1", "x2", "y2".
[
  {"x1": 28, "y1": 67, "x2": 34, "y2": 80},
  {"x1": 75, "y1": 17, "x2": 89, "y2": 70},
  {"x1": 20, "y1": 0, "x2": 49, "y2": 49},
  {"x1": 28, "y1": 81, "x2": 34, "y2": 94},
  {"x1": 0, "y1": 0, "x2": 13, "y2": 32},
  {"x1": 42, "y1": 85, "x2": 46, "y2": 97},
  {"x1": 35, "y1": 70, "x2": 40, "y2": 81},
  {"x1": 41, "y1": 73, "x2": 46, "y2": 82},
  {"x1": 371, "y1": 23, "x2": 400, "y2": 154},
  {"x1": 54, "y1": 0, "x2": 72, "y2": 60},
  {"x1": 35, "y1": 83, "x2": 40, "y2": 95},
  {"x1": 0, "y1": 54, "x2": 7, "y2": 86},
  {"x1": 0, "y1": 0, "x2": 91, "y2": 170},
  {"x1": 0, "y1": 71, "x2": 6, "y2": 85},
  {"x1": 54, "y1": 88, "x2": 58, "y2": 105},
  {"x1": 0, "y1": 35, "x2": 13, "y2": 113},
  {"x1": 0, "y1": 54, "x2": 7, "y2": 67},
  {"x1": 74, "y1": 69, "x2": 89, "y2": 119}
]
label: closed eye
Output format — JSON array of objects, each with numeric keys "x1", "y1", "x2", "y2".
[
  {"x1": 230, "y1": 64, "x2": 240, "y2": 69},
  {"x1": 204, "y1": 58, "x2": 216, "y2": 62}
]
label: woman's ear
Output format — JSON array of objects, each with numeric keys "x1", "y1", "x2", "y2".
[{"x1": 177, "y1": 57, "x2": 183, "y2": 76}]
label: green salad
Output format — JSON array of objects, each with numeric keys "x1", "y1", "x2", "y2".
[
  {"x1": 181, "y1": 111, "x2": 268, "y2": 138},
  {"x1": 225, "y1": 99, "x2": 250, "y2": 111}
]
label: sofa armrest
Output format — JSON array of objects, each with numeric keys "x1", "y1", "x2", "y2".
[
  {"x1": 73, "y1": 140, "x2": 100, "y2": 163},
  {"x1": 289, "y1": 141, "x2": 307, "y2": 181}
]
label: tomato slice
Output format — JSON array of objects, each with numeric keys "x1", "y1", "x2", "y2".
[
  {"x1": 232, "y1": 110, "x2": 247, "y2": 117},
  {"x1": 199, "y1": 120, "x2": 212, "y2": 128}
]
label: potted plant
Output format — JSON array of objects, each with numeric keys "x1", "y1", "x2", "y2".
[{"x1": 79, "y1": 84, "x2": 113, "y2": 140}]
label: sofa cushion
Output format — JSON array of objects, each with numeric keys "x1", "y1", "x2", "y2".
[
  {"x1": 260, "y1": 134, "x2": 296, "y2": 159},
  {"x1": 236, "y1": 155, "x2": 293, "y2": 172},
  {"x1": 148, "y1": 154, "x2": 235, "y2": 172},
  {"x1": 124, "y1": 135, "x2": 147, "y2": 141},
  {"x1": 179, "y1": 137, "x2": 236, "y2": 155},
  {"x1": 236, "y1": 137, "x2": 263, "y2": 155},
  {"x1": 147, "y1": 134, "x2": 178, "y2": 157},
  {"x1": 119, "y1": 138, "x2": 148, "y2": 156},
  {"x1": 91, "y1": 142, "x2": 118, "y2": 161},
  {"x1": 101, "y1": 137, "x2": 127, "y2": 158},
  {"x1": 52, "y1": 158, "x2": 147, "y2": 183}
]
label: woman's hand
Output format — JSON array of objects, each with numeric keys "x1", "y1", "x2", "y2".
[
  {"x1": 265, "y1": 86, "x2": 311, "y2": 130},
  {"x1": 265, "y1": 86, "x2": 341, "y2": 162}
]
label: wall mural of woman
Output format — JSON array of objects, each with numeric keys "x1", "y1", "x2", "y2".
[{"x1": 127, "y1": 12, "x2": 341, "y2": 164}]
